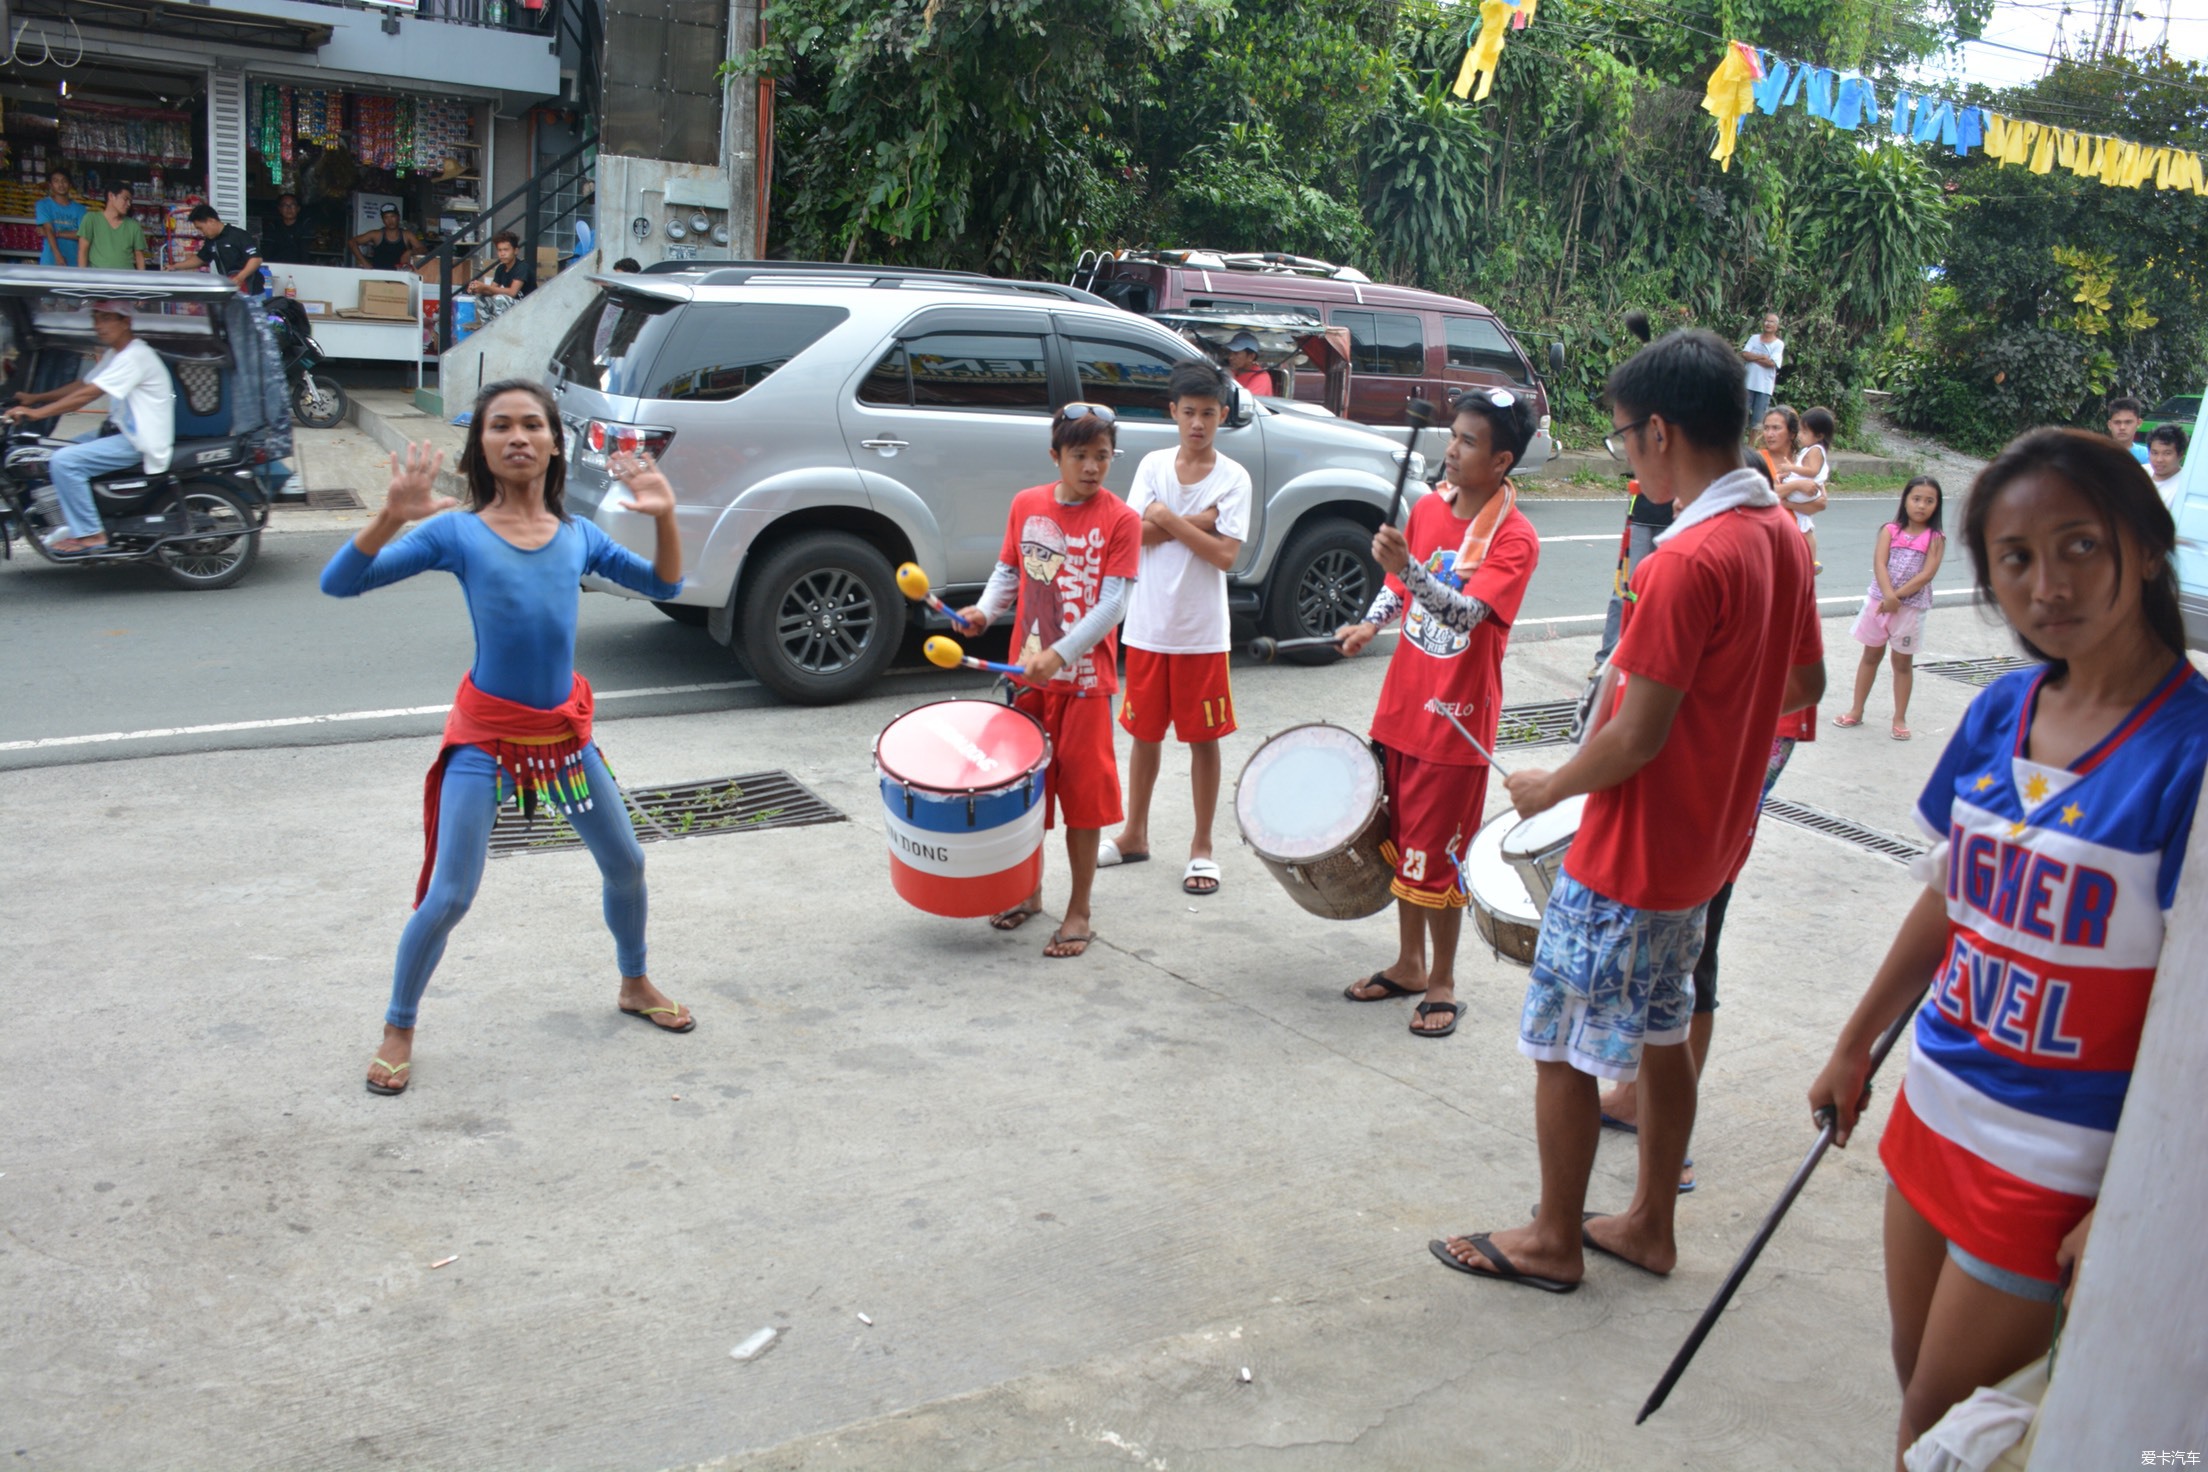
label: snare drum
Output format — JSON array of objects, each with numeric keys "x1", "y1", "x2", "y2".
[
  {"x1": 875, "y1": 700, "x2": 1051, "y2": 918},
  {"x1": 1500, "y1": 795, "x2": 1586, "y2": 914},
  {"x1": 1466, "y1": 808, "x2": 1542, "y2": 966},
  {"x1": 1233, "y1": 723, "x2": 1394, "y2": 920}
]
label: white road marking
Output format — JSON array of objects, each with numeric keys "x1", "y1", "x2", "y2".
[
  {"x1": 0, "y1": 679, "x2": 757, "y2": 752},
  {"x1": 1537, "y1": 534, "x2": 1626, "y2": 543}
]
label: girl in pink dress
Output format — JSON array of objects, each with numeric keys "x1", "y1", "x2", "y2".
[{"x1": 1835, "y1": 475, "x2": 1945, "y2": 739}]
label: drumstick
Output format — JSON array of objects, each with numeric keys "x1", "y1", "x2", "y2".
[
  {"x1": 1383, "y1": 399, "x2": 1437, "y2": 530},
  {"x1": 896, "y1": 562, "x2": 976, "y2": 633},
  {"x1": 1246, "y1": 634, "x2": 1346, "y2": 663},
  {"x1": 1424, "y1": 698, "x2": 1510, "y2": 773},
  {"x1": 923, "y1": 635, "x2": 1023, "y2": 677}
]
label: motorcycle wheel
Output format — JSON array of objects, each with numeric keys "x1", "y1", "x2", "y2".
[
  {"x1": 293, "y1": 373, "x2": 349, "y2": 430},
  {"x1": 156, "y1": 483, "x2": 261, "y2": 590}
]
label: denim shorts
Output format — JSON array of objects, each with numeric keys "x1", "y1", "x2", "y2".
[{"x1": 1518, "y1": 873, "x2": 1707, "y2": 1082}]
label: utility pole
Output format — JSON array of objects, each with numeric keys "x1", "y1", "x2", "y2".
[{"x1": 726, "y1": 0, "x2": 762, "y2": 259}]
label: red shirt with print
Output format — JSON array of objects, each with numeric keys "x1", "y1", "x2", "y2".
[
  {"x1": 999, "y1": 483, "x2": 1143, "y2": 696},
  {"x1": 1565, "y1": 502, "x2": 1821, "y2": 911},
  {"x1": 1368, "y1": 489, "x2": 1541, "y2": 766}
]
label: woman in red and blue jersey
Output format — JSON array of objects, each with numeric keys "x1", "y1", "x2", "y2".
[{"x1": 1812, "y1": 429, "x2": 2208, "y2": 1466}]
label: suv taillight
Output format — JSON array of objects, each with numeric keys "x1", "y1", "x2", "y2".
[{"x1": 580, "y1": 419, "x2": 675, "y2": 468}]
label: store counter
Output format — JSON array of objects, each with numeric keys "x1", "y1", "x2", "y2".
[{"x1": 272, "y1": 264, "x2": 421, "y2": 363}]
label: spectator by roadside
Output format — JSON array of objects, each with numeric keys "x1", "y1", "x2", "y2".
[
  {"x1": 2148, "y1": 423, "x2": 2187, "y2": 510},
  {"x1": 612, "y1": 257, "x2": 641, "y2": 273},
  {"x1": 2105, "y1": 396, "x2": 2149, "y2": 465},
  {"x1": 77, "y1": 186, "x2": 148, "y2": 271},
  {"x1": 1225, "y1": 332, "x2": 1273, "y2": 397},
  {"x1": 469, "y1": 232, "x2": 536, "y2": 318},
  {"x1": 258, "y1": 193, "x2": 313, "y2": 265},
  {"x1": 35, "y1": 167, "x2": 85, "y2": 269},
  {"x1": 1741, "y1": 312, "x2": 1783, "y2": 428}
]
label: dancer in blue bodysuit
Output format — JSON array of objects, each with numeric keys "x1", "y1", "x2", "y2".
[{"x1": 322, "y1": 378, "x2": 695, "y2": 1095}]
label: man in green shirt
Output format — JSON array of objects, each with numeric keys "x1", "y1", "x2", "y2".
[{"x1": 77, "y1": 185, "x2": 148, "y2": 271}]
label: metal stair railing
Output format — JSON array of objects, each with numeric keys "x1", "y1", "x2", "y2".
[{"x1": 430, "y1": 129, "x2": 598, "y2": 353}]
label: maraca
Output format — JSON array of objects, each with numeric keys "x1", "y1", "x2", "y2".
[
  {"x1": 896, "y1": 562, "x2": 975, "y2": 633},
  {"x1": 923, "y1": 635, "x2": 1023, "y2": 676}
]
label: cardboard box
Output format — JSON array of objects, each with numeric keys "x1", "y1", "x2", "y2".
[
  {"x1": 338, "y1": 279, "x2": 414, "y2": 320},
  {"x1": 536, "y1": 245, "x2": 560, "y2": 279},
  {"x1": 299, "y1": 299, "x2": 332, "y2": 317}
]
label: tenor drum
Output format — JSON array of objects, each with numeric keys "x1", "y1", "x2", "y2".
[
  {"x1": 875, "y1": 700, "x2": 1050, "y2": 918},
  {"x1": 1467, "y1": 808, "x2": 1543, "y2": 966},
  {"x1": 1500, "y1": 795, "x2": 1586, "y2": 914},
  {"x1": 1233, "y1": 723, "x2": 1394, "y2": 920}
]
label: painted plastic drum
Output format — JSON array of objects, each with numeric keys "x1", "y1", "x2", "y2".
[
  {"x1": 1500, "y1": 794, "x2": 1586, "y2": 915},
  {"x1": 874, "y1": 699, "x2": 1051, "y2": 918}
]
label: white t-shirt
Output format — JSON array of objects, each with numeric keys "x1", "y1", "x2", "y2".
[
  {"x1": 1121, "y1": 447, "x2": 1253, "y2": 654},
  {"x1": 1742, "y1": 333, "x2": 1784, "y2": 395},
  {"x1": 89, "y1": 338, "x2": 175, "y2": 474},
  {"x1": 2156, "y1": 471, "x2": 2182, "y2": 512}
]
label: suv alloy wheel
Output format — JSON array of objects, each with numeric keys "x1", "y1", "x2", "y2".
[
  {"x1": 737, "y1": 530, "x2": 904, "y2": 704},
  {"x1": 1261, "y1": 517, "x2": 1380, "y2": 664}
]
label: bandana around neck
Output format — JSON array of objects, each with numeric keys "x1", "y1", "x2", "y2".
[{"x1": 1438, "y1": 477, "x2": 1517, "y2": 579}]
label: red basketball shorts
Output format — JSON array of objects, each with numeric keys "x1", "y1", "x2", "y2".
[
  {"x1": 1379, "y1": 745, "x2": 1490, "y2": 909},
  {"x1": 1013, "y1": 686, "x2": 1124, "y2": 831},
  {"x1": 1118, "y1": 648, "x2": 1236, "y2": 744}
]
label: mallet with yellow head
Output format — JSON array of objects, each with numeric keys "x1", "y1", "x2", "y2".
[{"x1": 895, "y1": 562, "x2": 977, "y2": 633}]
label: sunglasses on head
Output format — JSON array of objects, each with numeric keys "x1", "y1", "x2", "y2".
[
  {"x1": 1459, "y1": 387, "x2": 1517, "y2": 410},
  {"x1": 1056, "y1": 402, "x2": 1118, "y2": 425}
]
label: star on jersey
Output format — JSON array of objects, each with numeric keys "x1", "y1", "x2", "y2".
[
  {"x1": 2060, "y1": 802, "x2": 2084, "y2": 827},
  {"x1": 1974, "y1": 774, "x2": 1997, "y2": 792}
]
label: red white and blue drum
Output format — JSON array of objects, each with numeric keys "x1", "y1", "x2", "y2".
[{"x1": 874, "y1": 699, "x2": 1051, "y2": 918}]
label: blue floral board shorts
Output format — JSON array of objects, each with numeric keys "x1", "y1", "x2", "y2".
[{"x1": 1518, "y1": 873, "x2": 1708, "y2": 1082}]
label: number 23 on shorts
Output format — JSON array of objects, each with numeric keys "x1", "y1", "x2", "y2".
[{"x1": 1399, "y1": 847, "x2": 1428, "y2": 881}]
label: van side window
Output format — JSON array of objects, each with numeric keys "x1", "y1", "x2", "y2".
[
  {"x1": 901, "y1": 333, "x2": 1052, "y2": 412},
  {"x1": 1189, "y1": 298, "x2": 1257, "y2": 315},
  {"x1": 858, "y1": 345, "x2": 910, "y2": 406},
  {"x1": 644, "y1": 304, "x2": 849, "y2": 402},
  {"x1": 1445, "y1": 315, "x2": 1530, "y2": 383},
  {"x1": 1332, "y1": 309, "x2": 1424, "y2": 376},
  {"x1": 1069, "y1": 336, "x2": 1178, "y2": 421}
]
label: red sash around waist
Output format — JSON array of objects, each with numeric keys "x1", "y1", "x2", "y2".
[{"x1": 416, "y1": 672, "x2": 597, "y2": 907}]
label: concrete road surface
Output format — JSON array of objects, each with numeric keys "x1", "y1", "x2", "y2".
[{"x1": 1, "y1": 592, "x2": 2043, "y2": 1470}]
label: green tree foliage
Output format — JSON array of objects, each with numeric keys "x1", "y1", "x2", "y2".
[{"x1": 1887, "y1": 53, "x2": 2208, "y2": 452}]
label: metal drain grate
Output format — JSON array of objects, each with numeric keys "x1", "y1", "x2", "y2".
[
  {"x1": 1762, "y1": 798, "x2": 1926, "y2": 865},
  {"x1": 306, "y1": 487, "x2": 367, "y2": 511},
  {"x1": 1920, "y1": 655, "x2": 2035, "y2": 688},
  {"x1": 1495, "y1": 698, "x2": 1581, "y2": 748},
  {"x1": 488, "y1": 770, "x2": 844, "y2": 857}
]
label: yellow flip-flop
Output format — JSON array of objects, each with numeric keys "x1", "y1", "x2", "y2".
[
  {"x1": 619, "y1": 1003, "x2": 696, "y2": 1034},
  {"x1": 365, "y1": 1058, "x2": 410, "y2": 1096}
]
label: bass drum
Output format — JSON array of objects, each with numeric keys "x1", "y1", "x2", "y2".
[
  {"x1": 1466, "y1": 807, "x2": 1542, "y2": 966},
  {"x1": 1234, "y1": 722, "x2": 1394, "y2": 920}
]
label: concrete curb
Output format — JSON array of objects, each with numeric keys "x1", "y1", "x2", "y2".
[{"x1": 348, "y1": 388, "x2": 469, "y2": 498}]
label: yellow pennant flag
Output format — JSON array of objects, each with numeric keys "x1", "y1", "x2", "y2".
[
  {"x1": 2029, "y1": 125, "x2": 2056, "y2": 174},
  {"x1": 1452, "y1": 0, "x2": 1519, "y2": 102},
  {"x1": 1701, "y1": 41, "x2": 1762, "y2": 172},
  {"x1": 2056, "y1": 130, "x2": 2079, "y2": 171}
]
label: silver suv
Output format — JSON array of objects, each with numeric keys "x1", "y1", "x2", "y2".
[{"x1": 548, "y1": 262, "x2": 1425, "y2": 704}]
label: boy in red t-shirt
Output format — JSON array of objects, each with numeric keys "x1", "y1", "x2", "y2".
[
  {"x1": 954, "y1": 404, "x2": 1143, "y2": 958},
  {"x1": 1429, "y1": 330, "x2": 1824, "y2": 1294},
  {"x1": 1337, "y1": 389, "x2": 1542, "y2": 1038}
]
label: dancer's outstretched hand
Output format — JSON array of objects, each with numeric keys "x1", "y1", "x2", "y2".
[
  {"x1": 383, "y1": 442, "x2": 454, "y2": 522},
  {"x1": 609, "y1": 450, "x2": 675, "y2": 519}
]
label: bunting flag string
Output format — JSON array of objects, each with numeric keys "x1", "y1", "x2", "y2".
[
  {"x1": 1699, "y1": 40, "x2": 2208, "y2": 197},
  {"x1": 1451, "y1": 0, "x2": 1538, "y2": 103}
]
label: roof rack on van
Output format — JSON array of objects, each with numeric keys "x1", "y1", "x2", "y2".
[
  {"x1": 1091, "y1": 249, "x2": 1372, "y2": 284},
  {"x1": 638, "y1": 258, "x2": 1109, "y2": 306}
]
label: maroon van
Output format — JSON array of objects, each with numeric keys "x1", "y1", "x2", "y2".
[{"x1": 1075, "y1": 249, "x2": 1559, "y2": 470}]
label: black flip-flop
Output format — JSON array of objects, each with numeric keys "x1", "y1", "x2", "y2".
[
  {"x1": 1410, "y1": 1000, "x2": 1461, "y2": 1038},
  {"x1": 1599, "y1": 1111, "x2": 1638, "y2": 1134},
  {"x1": 1428, "y1": 1235, "x2": 1578, "y2": 1293},
  {"x1": 1343, "y1": 972, "x2": 1421, "y2": 1003},
  {"x1": 1044, "y1": 930, "x2": 1093, "y2": 959}
]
